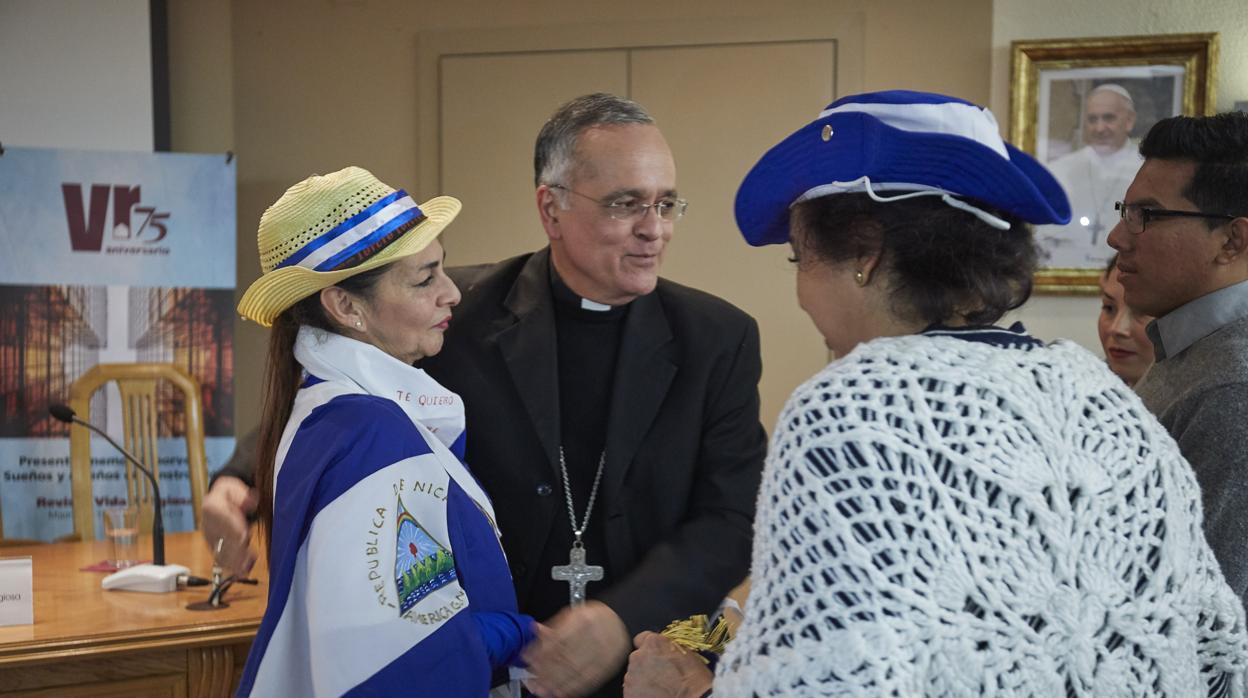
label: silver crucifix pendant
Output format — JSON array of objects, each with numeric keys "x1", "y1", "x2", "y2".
[{"x1": 551, "y1": 541, "x2": 603, "y2": 606}]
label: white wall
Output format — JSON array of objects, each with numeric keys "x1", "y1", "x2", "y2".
[
  {"x1": 0, "y1": 0, "x2": 153, "y2": 150},
  {"x1": 991, "y1": 0, "x2": 1248, "y2": 351}
]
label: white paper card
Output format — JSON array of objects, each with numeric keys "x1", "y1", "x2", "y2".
[{"x1": 0, "y1": 557, "x2": 34, "y2": 626}]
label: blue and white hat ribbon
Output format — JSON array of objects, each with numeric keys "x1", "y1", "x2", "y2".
[
  {"x1": 277, "y1": 190, "x2": 425, "y2": 271},
  {"x1": 735, "y1": 90, "x2": 1072, "y2": 246}
]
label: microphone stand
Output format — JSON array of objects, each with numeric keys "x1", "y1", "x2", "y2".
[
  {"x1": 83, "y1": 420, "x2": 164, "y2": 566},
  {"x1": 50, "y1": 403, "x2": 193, "y2": 592}
]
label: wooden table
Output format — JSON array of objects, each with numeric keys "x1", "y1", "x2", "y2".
[{"x1": 0, "y1": 532, "x2": 267, "y2": 697}]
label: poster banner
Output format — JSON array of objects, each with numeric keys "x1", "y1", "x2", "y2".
[{"x1": 0, "y1": 147, "x2": 236, "y2": 541}]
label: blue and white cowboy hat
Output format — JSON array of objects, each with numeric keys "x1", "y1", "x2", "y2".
[{"x1": 735, "y1": 90, "x2": 1071, "y2": 246}]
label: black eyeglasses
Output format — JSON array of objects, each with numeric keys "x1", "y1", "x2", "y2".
[
  {"x1": 548, "y1": 184, "x2": 688, "y2": 222},
  {"x1": 1115, "y1": 201, "x2": 1236, "y2": 233}
]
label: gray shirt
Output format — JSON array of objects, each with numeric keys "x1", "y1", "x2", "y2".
[{"x1": 1136, "y1": 280, "x2": 1248, "y2": 606}]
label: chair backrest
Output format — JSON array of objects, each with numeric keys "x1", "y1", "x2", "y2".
[{"x1": 68, "y1": 363, "x2": 209, "y2": 541}]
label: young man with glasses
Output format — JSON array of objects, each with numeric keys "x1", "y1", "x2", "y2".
[{"x1": 1107, "y1": 110, "x2": 1248, "y2": 608}]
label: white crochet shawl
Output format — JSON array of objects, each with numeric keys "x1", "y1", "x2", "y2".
[{"x1": 717, "y1": 334, "x2": 1247, "y2": 697}]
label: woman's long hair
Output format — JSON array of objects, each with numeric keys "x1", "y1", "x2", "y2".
[{"x1": 253, "y1": 265, "x2": 388, "y2": 561}]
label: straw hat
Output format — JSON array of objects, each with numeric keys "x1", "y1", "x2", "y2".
[{"x1": 237, "y1": 166, "x2": 460, "y2": 327}]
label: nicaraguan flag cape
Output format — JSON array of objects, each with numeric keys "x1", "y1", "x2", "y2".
[{"x1": 238, "y1": 329, "x2": 518, "y2": 696}]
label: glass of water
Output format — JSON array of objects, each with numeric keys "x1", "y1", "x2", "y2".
[{"x1": 103, "y1": 506, "x2": 140, "y2": 569}]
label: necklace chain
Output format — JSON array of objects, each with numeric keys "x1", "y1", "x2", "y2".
[
  {"x1": 558, "y1": 447, "x2": 606, "y2": 543},
  {"x1": 1088, "y1": 157, "x2": 1103, "y2": 216}
]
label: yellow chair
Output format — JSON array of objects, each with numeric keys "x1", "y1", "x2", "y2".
[{"x1": 67, "y1": 363, "x2": 209, "y2": 541}]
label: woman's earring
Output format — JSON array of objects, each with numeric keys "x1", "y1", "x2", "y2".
[
  {"x1": 355, "y1": 320, "x2": 363, "y2": 329},
  {"x1": 854, "y1": 270, "x2": 867, "y2": 287}
]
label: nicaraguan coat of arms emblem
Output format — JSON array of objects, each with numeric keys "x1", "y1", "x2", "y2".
[{"x1": 393, "y1": 494, "x2": 456, "y2": 615}]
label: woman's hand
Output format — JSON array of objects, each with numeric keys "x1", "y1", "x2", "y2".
[
  {"x1": 201, "y1": 476, "x2": 258, "y2": 574},
  {"x1": 623, "y1": 631, "x2": 714, "y2": 698}
]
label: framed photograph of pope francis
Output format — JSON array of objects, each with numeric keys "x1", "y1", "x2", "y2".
[{"x1": 1010, "y1": 33, "x2": 1218, "y2": 293}]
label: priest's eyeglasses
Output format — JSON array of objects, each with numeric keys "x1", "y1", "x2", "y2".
[
  {"x1": 1115, "y1": 201, "x2": 1236, "y2": 234},
  {"x1": 549, "y1": 184, "x2": 688, "y2": 222}
]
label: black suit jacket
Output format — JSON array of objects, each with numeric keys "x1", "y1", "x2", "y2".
[{"x1": 421, "y1": 248, "x2": 766, "y2": 635}]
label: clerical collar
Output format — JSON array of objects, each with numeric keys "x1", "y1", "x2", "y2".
[{"x1": 549, "y1": 265, "x2": 629, "y2": 318}]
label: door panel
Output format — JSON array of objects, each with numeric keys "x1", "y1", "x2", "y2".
[
  {"x1": 632, "y1": 41, "x2": 835, "y2": 428},
  {"x1": 440, "y1": 51, "x2": 628, "y2": 265}
]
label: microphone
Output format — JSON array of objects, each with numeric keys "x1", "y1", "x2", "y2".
[{"x1": 50, "y1": 403, "x2": 165, "y2": 567}]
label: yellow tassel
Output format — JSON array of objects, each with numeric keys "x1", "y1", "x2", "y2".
[{"x1": 658, "y1": 613, "x2": 733, "y2": 664}]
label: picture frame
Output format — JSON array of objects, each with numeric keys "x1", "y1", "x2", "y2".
[{"x1": 1010, "y1": 33, "x2": 1218, "y2": 293}]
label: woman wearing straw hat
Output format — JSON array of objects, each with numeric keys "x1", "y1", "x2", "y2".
[
  {"x1": 234, "y1": 167, "x2": 533, "y2": 696},
  {"x1": 624, "y1": 91, "x2": 1247, "y2": 697}
]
